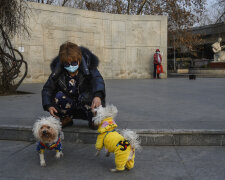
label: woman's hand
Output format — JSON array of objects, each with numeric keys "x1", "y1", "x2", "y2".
[
  {"x1": 91, "y1": 97, "x2": 101, "y2": 110},
  {"x1": 48, "y1": 106, "x2": 59, "y2": 118}
]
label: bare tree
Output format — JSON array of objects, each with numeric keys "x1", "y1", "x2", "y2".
[
  {"x1": 27, "y1": 0, "x2": 72, "y2": 6},
  {"x1": 199, "y1": 0, "x2": 225, "y2": 25},
  {"x1": 0, "y1": 0, "x2": 29, "y2": 94},
  {"x1": 215, "y1": 0, "x2": 225, "y2": 23},
  {"x1": 27, "y1": 0, "x2": 54, "y2": 4},
  {"x1": 79, "y1": 0, "x2": 206, "y2": 51}
]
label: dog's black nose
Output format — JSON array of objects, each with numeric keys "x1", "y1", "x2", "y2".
[{"x1": 42, "y1": 130, "x2": 47, "y2": 135}]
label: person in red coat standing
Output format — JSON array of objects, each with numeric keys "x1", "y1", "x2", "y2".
[{"x1": 153, "y1": 49, "x2": 162, "y2": 79}]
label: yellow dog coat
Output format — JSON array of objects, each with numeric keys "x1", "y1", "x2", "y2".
[{"x1": 95, "y1": 117, "x2": 135, "y2": 171}]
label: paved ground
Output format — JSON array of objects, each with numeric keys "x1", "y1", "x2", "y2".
[
  {"x1": 0, "y1": 78, "x2": 225, "y2": 130},
  {"x1": 0, "y1": 140, "x2": 225, "y2": 180},
  {"x1": 1, "y1": 79, "x2": 225, "y2": 179}
]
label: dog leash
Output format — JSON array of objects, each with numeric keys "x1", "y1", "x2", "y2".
[{"x1": 103, "y1": 130, "x2": 115, "y2": 146}]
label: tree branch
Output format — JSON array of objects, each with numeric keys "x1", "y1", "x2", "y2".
[
  {"x1": 85, "y1": 1, "x2": 91, "y2": 10},
  {"x1": 46, "y1": 0, "x2": 54, "y2": 4},
  {"x1": 127, "y1": 0, "x2": 130, "y2": 15},
  {"x1": 62, "y1": 0, "x2": 69, "y2": 6},
  {"x1": 216, "y1": 11, "x2": 225, "y2": 23},
  {"x1": 137, "y1": 0, "x2": 147, "y2": 15},
  {"x1": 115, "y1": 0, "x2": 122, "y2": 14}
]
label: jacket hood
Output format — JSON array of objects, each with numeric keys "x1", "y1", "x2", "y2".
[
  {"x1": 97, "y1": 117, "x2": 118, "y2": 134},
  {"x1": 79, "y1": 46, "x2": 99, "y2": 68}
]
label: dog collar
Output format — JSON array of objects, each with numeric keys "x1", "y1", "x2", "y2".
[
  {"x1": 98, "y1": 117, "x2": 117, "y2": 133},
  {"x1": 40, "y1": 137, "x2": 61, "y2": 150},
  {"x1": 103, "y1": 117, "x2": 113, "y2": 121}
]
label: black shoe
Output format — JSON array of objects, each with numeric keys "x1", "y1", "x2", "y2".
[{"x1": 88, "y1": 120, "x2": 98, "y2": 130}]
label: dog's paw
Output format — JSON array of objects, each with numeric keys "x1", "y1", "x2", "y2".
[
  {"x1": 55, "y1": 154, "x2": 60, "y2": 159},
  {"x1": 110, "y1": 168, "x2": 125, "y2": 172},
  {"x1": 95, "y1": 150, "x2": 100, "y2": 157},
  {"x1": 125, "y1": 167, "x2": 131, "y2": 171},
  {"x1": 110, "y1": 168, "x2": 118, "y2": 172},
  {"x1": 105, "y1": 152, "x2": 110, "y2": 157},
  {"x1": 55, "y1": 151, "x2": 63, "y2": 159},
  {"x1": 40, "y1": 161, "x2": 46, "y2": 167},
  {"x1": 60, "y1": 152, "x2": 64, "y2": 157}
]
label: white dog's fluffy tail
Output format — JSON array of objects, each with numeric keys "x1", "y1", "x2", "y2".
[{"x1": 120, "y1": 129, "x2": 142, "y2": 151}]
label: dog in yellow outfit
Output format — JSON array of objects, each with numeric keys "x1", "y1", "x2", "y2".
[{"x1": 93, "y1": 105, "x2": 141, "y2": 172}]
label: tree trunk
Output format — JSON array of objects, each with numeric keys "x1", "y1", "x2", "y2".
[
  {"x1": 115, "y1": 0, "x2": 122, "y2": 14},
  {"x1": 0, "y1": 24, "x2": 28, "y2": 94}
]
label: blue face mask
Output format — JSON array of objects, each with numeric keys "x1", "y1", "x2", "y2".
[{"x1": 64, "y1": 65, "x2": 79, "y2": 73}]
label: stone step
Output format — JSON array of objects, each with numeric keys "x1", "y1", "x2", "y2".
[
  {"x1": 168, "y1": 73, "x2": 225, "y2": 78},
  {"x1": 1, "y1": 125, "x2": 225, "y2": 146}
]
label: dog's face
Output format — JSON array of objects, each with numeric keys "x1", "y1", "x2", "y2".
[
  {"x1": 33, "y1": 116, "x2": 62, "y2": 144},
  {"x1": 38, "y1": 124, "x2": 58, "y2": 143}
]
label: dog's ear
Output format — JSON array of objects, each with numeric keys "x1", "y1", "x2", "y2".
[
  {"x1": 32, "y1": 119, "x2": 42, "y2": 140},
  {"x1": 110, "y1": 105, "x2": 118, "y2": 118},
  {"x1": 94, "y1": 105, "x2": 103, "y2": 113},
  {"x1": 105, "y1": 104, "x2": 118, "y2": 118},
  {"x1": 93, "y1": 106, "x2": 104, "y2": 126},
  {"x1": 53, "y1": 118, "x2": 62, "y2": 133}
]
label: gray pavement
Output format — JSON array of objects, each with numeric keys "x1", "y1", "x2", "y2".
[
  {"x1": 0, "y1": 78, "x2": 225, "y2": 130},
  {"x1": 0, "y1": 140, "x2": 225, "y2": 180},
  {"x1": 1, "y1": 80, "x2": 225, "y2": 180}
]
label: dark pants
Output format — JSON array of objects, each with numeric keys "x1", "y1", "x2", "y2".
[
  {"x1": 153, "y1": 64, "x2": 160, "y2": 79},
  {"x1": 54, "y1": 91, "x2": 92, "y2": 121}
]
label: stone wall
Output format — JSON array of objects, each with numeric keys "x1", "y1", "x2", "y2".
[{"x1": 13, "y1": 2, "x2": 167, "y2": 83}]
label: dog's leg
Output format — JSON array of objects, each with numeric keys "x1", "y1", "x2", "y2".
[
  {"x1": 95, "y1": 150, "x2": 100, "y2": 157},
  {"x1": 40, "y1": 153, "x2": 46, "y2": 166},
  {"x1": 110, "y1": 168, "x2": 124, "y2": 172},
  {"x1": 55, "y1": 150, "x2": 63, "y2": 159},
  {"x1": 105, "y1": 150, "x2": 110, "y2": 157},
  {"x1": 128, "y1": 150, "x2": 134, "y2": 161}
]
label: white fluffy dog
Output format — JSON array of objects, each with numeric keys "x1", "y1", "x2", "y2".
[
  {"x1": 33, "y1": 116, "x2": 64, "y2": 166},
  {"x1": 93, "y1": 105, "x2": 141, "y2": 172}
]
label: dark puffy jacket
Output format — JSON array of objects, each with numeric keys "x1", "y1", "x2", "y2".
[{"x1": 42, "y1": 46, "x2": 105, "y2": 111}]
